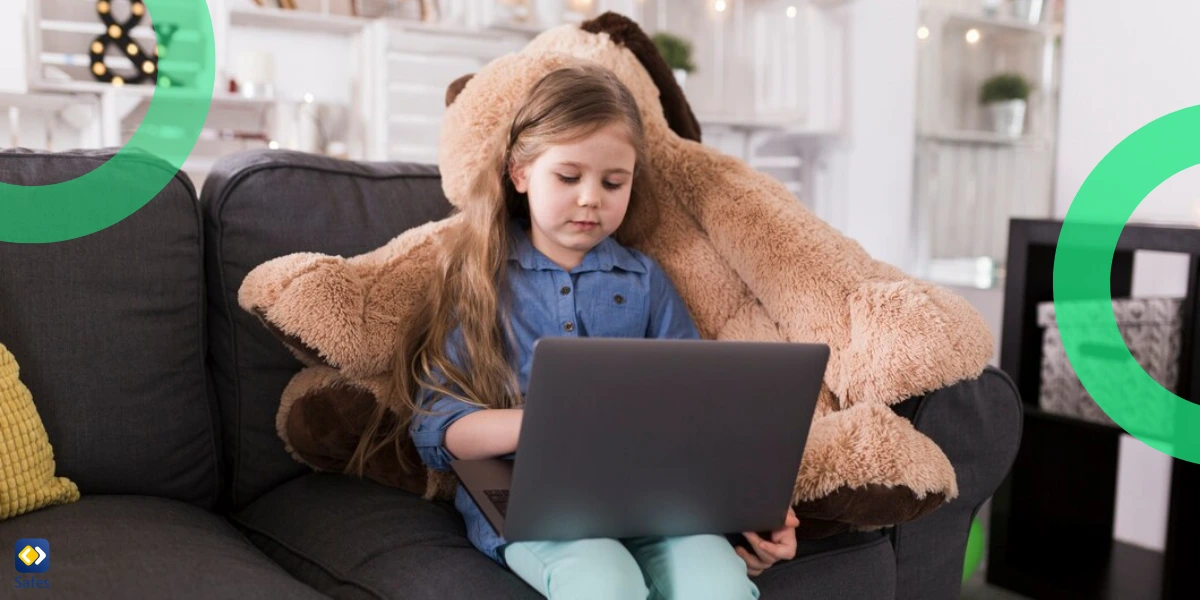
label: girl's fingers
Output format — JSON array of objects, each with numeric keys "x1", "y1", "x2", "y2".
[
  {"x1": 772, "y1": 525, "x2": 798, "y2": 553},
  {"x1": 767, "y1": 527, "x2": 797, "y2": 560},
  {"x1": 738, "y1": 544, "x2": 769, "y2": 567},
  {"x1": 772, "y1": 527, "x2": 790, "y2": 543},
  {"x1": 740, "y1": 545, "x2": 771, "y2": 569},
  {"x1": 774, "y1": 536, "x2": 797, "y2": 561},
  {"x1": 743, "y1": 531, "x2": 770, "y2": 557},
  {"x1": 729, "y1": 547, "x2": 768, "y2": 573},
  {"x1": 770, "y1": 509, "x2": 800, "y2": 542},
  {"x1": 747, "y1": 531, "x2": 790, "y2": 560},
  {"x1": 744, "y1": 532, "x2": 786, "y2": 564},
  {"x1": 736, "y1": 546, "x2": 769, "y2": 573}
]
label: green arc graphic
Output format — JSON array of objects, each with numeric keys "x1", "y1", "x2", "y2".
[
  {"x1": 0, "y1": 0, "x2": 214, "y2": 244},
  {"x1": 1055, "y1": 104, "x2": 1200, "y2": 462}
]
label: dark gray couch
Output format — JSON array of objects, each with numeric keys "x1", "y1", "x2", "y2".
[{"x1": 0, "y1": 148, "x2": 1022, "y2": 599}]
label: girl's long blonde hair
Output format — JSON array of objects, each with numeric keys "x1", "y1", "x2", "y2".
[{"x1": 347, "y1": 63, "x2": 658, "y2": 476}]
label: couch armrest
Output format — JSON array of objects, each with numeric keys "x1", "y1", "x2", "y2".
[{"x1": 886, "y1": 366, "x2": 1024, "y2": 600}]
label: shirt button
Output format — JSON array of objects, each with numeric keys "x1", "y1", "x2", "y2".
[
  {"x1": 613, "y1": 294, "x2": 625, "y2": 304},
  {"x1": 561, "y1": 286, "x2": 571, "y2": 295},
  {"x1": 564, "y1": 321, "x2": 575, "y2": 332}
]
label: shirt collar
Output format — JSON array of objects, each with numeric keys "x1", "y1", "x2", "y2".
[{"x1": 508, "y1": 220, "x2": 646, "y2": 274}]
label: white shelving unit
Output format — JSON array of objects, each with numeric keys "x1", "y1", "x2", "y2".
[
  {"x1": 698, "y1": 117, "x2": 838, "y2": 212},
  {"x1": 911, "y1": 0, "x2": 1064, "y2": 287},
  {"x1": 361, "y1": 18, "x2": 534, "y2": 164},
  {"x1": 0, "y1": 90, "x2": 93, "y2": 112},
  {"x1": 227, "y1": 5, "x2": 370, "y2": 34},
  {"x1": 0, "y1": 90, "x2": 100, "y2": 150},
  {"x1": 28, "y1": 0, "x2": 206, "y2": 86},
  {"x1": 17, "y1": 0, "x2": 851, "y2": 208},
  {"x1": 645, "y1": 0, "x2": 847, "y2": 131},
  {"x1": 648, "y1": 0, "x2": 848, "y2": 217},
  {"x1": 23, "y1": 0, "x2": 365, "y2": 186},
  {"x1": 919, "y1": 129, "x2": 1048, "y2": 146},
  {"x1": 930, "y1": 6, "x2": 1055, "y2": 35},
  {"x1": 39, "y1": 18, "x2": 157, "y2": 38},
  {"x1": 916, "y1": 4, "x2": 1057, "y2": 138}
]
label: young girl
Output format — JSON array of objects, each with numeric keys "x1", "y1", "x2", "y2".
[{"x1": 350, "y1": 63, "x2": 799, "y2": 599}]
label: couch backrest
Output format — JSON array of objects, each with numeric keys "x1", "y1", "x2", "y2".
[
  {"x1": 0, "y1": 149, "x2": 221, "y2": 508},
  {"x1": 200, "y1": 149, "x2": 452, "y2": 508}
]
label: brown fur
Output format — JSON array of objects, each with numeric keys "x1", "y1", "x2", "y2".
[
  {"x1": 581, "y1": 13, "x2": 702, "y2": 142},
  {"x1": 445, "y1": 73, "x2": 473, "y2": 107},
  {"x1": 238, "y1": 14, "x2": 992, "y2": 534}
]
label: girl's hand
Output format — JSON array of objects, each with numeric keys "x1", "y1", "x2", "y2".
[{"x1": 736, "y1": 508, "x2": 800, "y2": 577}]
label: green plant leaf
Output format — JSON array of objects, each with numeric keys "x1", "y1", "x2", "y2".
[
  {"x1": 980, "y1": 72, "x2": 1032, "y2": 104},
  {"x1": 652, "y1": 32, "x2": 697, "y2": 74}
]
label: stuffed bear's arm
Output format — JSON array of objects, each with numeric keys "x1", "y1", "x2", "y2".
[
  {"x1": 238, "y1": 215, "x2": 461, "y2": 377},
  {"x1": 664, "y1": 145, "x2": 993, "y2": 407}
]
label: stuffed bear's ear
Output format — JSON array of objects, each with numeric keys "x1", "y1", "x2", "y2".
[
  {"x1": 581, "y1": 12, "x2": 702, "y2": 142},
  {"x1": 445, "y1": 73, "x2": 475, "y2": 107}
]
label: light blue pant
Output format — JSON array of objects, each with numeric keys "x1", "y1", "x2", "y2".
[{"x1": 503, "y1": 534, "x2": 760, "y2": 600}]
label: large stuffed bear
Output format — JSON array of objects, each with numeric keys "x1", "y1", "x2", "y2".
[{"x1": 238, "y1": 13, "x2": 993, "y2": 538}]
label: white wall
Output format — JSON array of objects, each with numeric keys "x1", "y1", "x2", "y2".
[
  {"x1": 1053, "y1": 1, "x2": 1200, "y2": 227},
  {"x1": 1053, "y1": 0, "x2": 1200, "y2": 553},
  {"x1": 0, "y1": 0, "x2": 28, "y2": 94},
  {"x1": 827, "y1": 0, "x2": 919, "y2": 270}
]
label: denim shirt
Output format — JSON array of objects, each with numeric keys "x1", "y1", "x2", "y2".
[{"x1": 409, "y1": 222, "x2": 701, "y2": 564}]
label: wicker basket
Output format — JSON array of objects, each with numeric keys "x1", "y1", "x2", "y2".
[{"x1": 1037, "y1": 297, "x2": 1183, "y2": 438}]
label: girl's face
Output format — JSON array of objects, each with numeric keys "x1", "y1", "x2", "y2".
[{"x1": 511, "y1": 122, "x2": 636, "y2": 270}]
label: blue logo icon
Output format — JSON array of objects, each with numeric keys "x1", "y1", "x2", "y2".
[{"x1": 14, "y1": 539, "x2": 49, "y2": 574}]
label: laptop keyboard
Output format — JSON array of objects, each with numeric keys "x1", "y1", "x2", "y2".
[{"x1": 484, "y1": 489, "x2": 510, "y2": 516}]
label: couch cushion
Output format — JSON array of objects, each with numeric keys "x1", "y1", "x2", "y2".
[
  {"x1": 232, "y1": 473, "x2": 536, "y2": 600},
  {"x1": 200, "y1": 150, "x2": 453, "y2": 508},
  {"x1": 233, "y1": 473, "x2": 896, "y2": 599},
  {"x1": 757, "y1": 531, "x2": 897, "y2": 598},
  {"x1": 0, "y1": 495, "x2": 326, "y2": 598},
  {"x1": 0, "y1": 148, "x2": 220, "y2": 509}
]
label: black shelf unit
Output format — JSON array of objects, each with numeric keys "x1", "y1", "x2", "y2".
[{"x1": 988, "y1": 218, "x2": 1200, "y2": 600}]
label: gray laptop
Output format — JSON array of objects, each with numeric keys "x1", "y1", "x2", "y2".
[{"x1": 450, "y1": 337, "x2": 829, "y2": 542}]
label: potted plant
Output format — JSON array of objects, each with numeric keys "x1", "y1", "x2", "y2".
[
  {"x1": 980, "y1": 72, "x2": 1031, "y2": 137},
  {"x1": 651, "y1": 32, "x2": 696, "y2": 88}
]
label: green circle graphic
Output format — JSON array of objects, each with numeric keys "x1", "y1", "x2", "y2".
[
  {"x1": 1055, "y1": 104, "x2": 1200, "y2": 463},
  {"x1": 0, "y1": 0, "x2": 214, "y2": 244}
]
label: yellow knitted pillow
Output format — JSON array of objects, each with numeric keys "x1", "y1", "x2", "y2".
[{"x1": 1, "y1": 342, "x2": 80, "y2": 520}]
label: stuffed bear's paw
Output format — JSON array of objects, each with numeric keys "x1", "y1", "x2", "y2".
[
  {"x1": 278, "y1": 366, "x2": 428, "y2": 496},
  {"x1": 790, "y1": 403, "x2": 957, "y2": 538},
  {"x1": 832, "y1": 278, "x2": 994, "y2": 407},
  {"x1": 241, "y1": 218, "x2": 455, "y2": 377},
  {"x1": 240, "y1": 253, "x2": 356, "y2": 367},
  {"x1": 238, "y1": 250, "x2": 369, "y2": 367}
]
